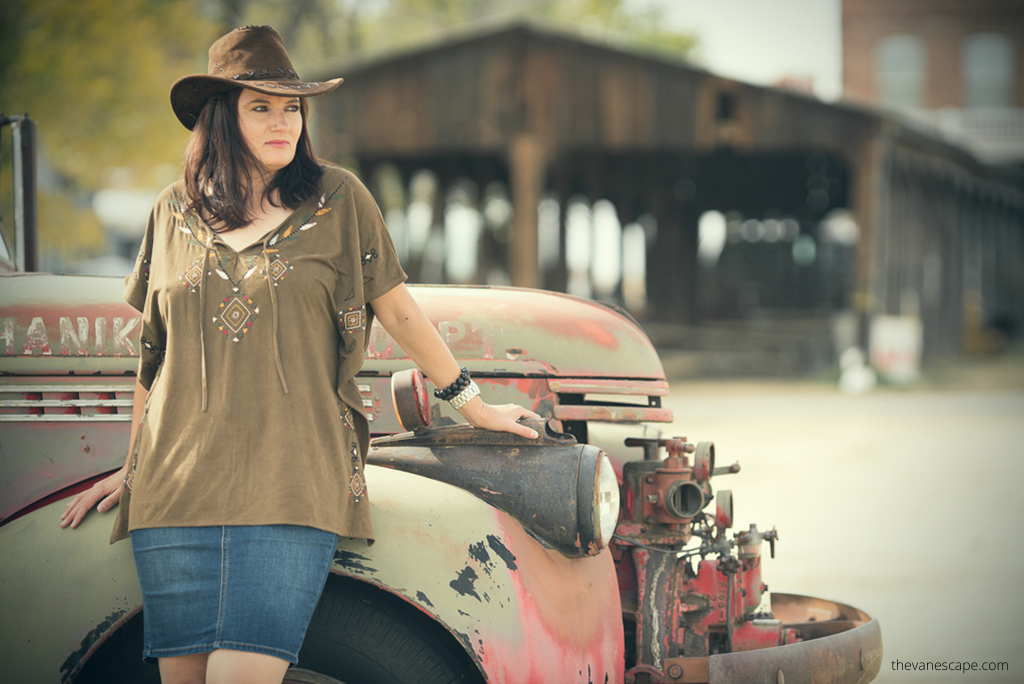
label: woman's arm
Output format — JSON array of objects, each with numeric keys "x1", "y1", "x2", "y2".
[
  {"x1": 370, "y1": 284, "x2": 540, "y2": 439},
  {"x1": 60, "y1": 379, "x2": 149, "y2": 529}
]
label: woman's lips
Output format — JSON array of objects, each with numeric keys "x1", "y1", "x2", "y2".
[{"x1": 266, "y1": 140, "x2": 290, "y2": 148}]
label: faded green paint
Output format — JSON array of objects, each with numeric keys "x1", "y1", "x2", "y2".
[
  {"x1": 0, "y1": 466, "x2": 623, "y2": 683},
  {"x1": 0, "y1": 498, "x2": 141, "y2": 683}
]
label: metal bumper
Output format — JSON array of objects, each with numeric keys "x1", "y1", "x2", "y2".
[{"x1": 663, "y1": 593, "x2": 882, "y2": 684}]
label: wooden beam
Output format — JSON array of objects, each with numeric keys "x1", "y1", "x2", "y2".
[{"x1": 509, "y1": 134, "x2": 545, "y2": 288}]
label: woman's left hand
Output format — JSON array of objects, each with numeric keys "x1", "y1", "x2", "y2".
[{"x1": 458, "y1": 398, "x2": 541, "y2": 439}]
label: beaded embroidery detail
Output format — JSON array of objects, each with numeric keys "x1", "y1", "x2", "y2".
[
  {"x1": 348, "y1": 469, "x2": 366, "y2": 501},
  {"x1": 341, "y1": 406, "x2": 355, "y2": 432},
  {"x1": 349, "y1": 441, "x2": 365, "y2": 501},
  {"x1": 264, "y1": 255, "x2": 292, "y2": 286},
  {"x1": 215, "y1": 293, "x2": 259, "y2": 342},
  {"x1": 340, "y1": 306, "x2": 366, "y2": 334},
  {"x1": 361, "y1": 248, "x2": 378, "y2": 265},
  {"x1": 139, "y1": 334, "x2": 166, "y2": 378},
  {"x1": 180, "y1": 258, "x2": 204, "y2": 293},
  {"x1": 135, "y1": 256, "x2": 151, "y2": 283},
  {"x1": 169, "y1": 180, "x2": 347, "y2": 344},
  {"x1": 267, "y1": 180, "x2": 346, "y2": 248},
  {"x1": 124, "y1": 453, "x2": 136, "y2": 493}
]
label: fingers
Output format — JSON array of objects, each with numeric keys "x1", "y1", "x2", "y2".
[
  {"x1": 97, "y1": 487, "x2": 123, "y2": 513},
  {"x1": 495, "y1": 405, "x2": 540, "y2": 438},
  {"x1": 460, "y1": 401, "x2": 543, "y2": 438},
  {"x1": 512, "y1": 422, "x2": 539, "y2": 439},
  {"x1": 59, "y1": 476, "x2": 122, "y2": 529},
  {"x1": 60, "y1": 502, "x2": 88, "y2": 529},
  {"x1": 60, "y1": 491, "x2": 94, "y2": 527}
]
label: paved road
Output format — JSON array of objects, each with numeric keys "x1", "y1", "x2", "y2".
[{"x1": 662, "y1": 367, "x2": 1024, "y2": 683}]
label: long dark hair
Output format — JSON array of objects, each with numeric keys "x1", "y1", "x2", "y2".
[{"x1": 183, "y1": 88, "x2": 324, "y2": 231}]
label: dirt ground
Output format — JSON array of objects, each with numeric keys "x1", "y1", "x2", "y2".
[{"x1": 661, "y1": 346, "x2": 1024, "y2": 683}]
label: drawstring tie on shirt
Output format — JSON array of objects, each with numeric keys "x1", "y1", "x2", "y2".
[
  {"x1": 264, "y1": 249, "x2": 290, "y2": 396},
  {"x1": 198, "y1": 233, "x2": 290, "y2": 412},
  {"x1": 199, "y1": 236, "x2": 213, "y2": 412}
]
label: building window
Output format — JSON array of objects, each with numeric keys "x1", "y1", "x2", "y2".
[
  {"x1": 876, "y1": 35, "x2": 926, "y2": 108},
  {"x1": 716, "y1": 92, "x2": 736, "y2": 121},
  {"x1": 963, "y1": 33, "x2": 1013, "y2": 108}
]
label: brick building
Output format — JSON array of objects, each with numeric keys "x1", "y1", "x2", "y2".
[{"x1": 843, "y1": 0, "x2": 1024, "y2": 164}]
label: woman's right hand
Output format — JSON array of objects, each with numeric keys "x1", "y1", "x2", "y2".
[{"x1": 59, "y1": 467, "x2": 126, "y2": 529}]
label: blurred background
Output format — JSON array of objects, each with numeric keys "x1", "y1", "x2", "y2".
[
  {"x1": 2, "y1": 1, "x2": 1023, "y2": 681},
  {"x1": 3, "y1": 0, "x2": 1022, "y2": 380}
]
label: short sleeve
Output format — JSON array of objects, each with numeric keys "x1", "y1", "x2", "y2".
[
  {"x1": 124, "y1": 210, "x2": 155, "y2": 313},
  {"x1": 125, "y1": 202, "x2": 166, "y2": 390},
  {"x1": 351, "y1": 177, "x2": 407, "y2": 303}
]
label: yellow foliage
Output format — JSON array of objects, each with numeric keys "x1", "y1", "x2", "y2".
[
  {"x1": 3, "y1": 0, "x2": 219, "y2": 191},
  {"x1": 37, "y1": 188, "x2": 105, "y2": 258}
]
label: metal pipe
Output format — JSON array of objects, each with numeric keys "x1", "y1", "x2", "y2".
[
  {"x1": 16, "y1": 117, "x2": 38, "y2": 272},
  {"x1": 726, "y1": 570, "x2": 734, "y2": 653},
  {"x1": 4, "y1": 115, "x2": 38, "y2": 272}
]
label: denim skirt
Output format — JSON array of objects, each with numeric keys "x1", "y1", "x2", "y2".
[{"x1": 130, "y1": 525, "x2": 338, "y2": 664}]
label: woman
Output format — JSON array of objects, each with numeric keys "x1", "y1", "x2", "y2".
[{"x1": 60, "y1": 25, "x2": 539, "y2": 684}]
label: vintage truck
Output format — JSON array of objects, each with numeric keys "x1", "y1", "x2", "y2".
[{"x1": 0, "y1": 115, "x2": 881, "y2": 683}]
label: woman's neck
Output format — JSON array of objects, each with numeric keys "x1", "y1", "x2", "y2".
[{"x1": 247, "y1": 172, "x2": 277, "y2": 215}]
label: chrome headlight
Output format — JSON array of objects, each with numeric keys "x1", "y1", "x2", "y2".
[
  {"x1": 577, "y1": 446, "x2": 621, "y2": 553},
  {"x1": 370, "y1": 422, "x2": 621, "y2": 559}
]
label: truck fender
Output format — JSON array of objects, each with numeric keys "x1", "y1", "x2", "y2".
[
  {"x1": 0, "y1": 495, "x2": 142, "y2": 684},
  {"x1": 0, "y1": 465, "x2": 624, "y2": 684},
  {"x1": 329, "y1": 465, "x2": 625, "y2": 684}
]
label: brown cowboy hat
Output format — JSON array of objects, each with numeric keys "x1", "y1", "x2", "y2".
[{"x1": 170, "y1": 25, "x2": 342, "y2": 131}]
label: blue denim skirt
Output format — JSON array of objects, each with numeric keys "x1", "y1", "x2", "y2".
[{"x1": 130, "y1": 525, "x2": 338, "y2": 664}]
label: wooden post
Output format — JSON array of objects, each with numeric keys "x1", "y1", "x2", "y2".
[{"x1": 509, "y1": 134, "x2": 544, "y2": 288}]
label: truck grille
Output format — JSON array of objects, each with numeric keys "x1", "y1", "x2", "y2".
[{"x1": 0, "y1": 384, "x2": 134, "y2": 422}]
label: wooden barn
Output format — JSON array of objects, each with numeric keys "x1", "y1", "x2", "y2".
[{"x1": 310, "y1": 17, "x2": 1024, "y2": 366}]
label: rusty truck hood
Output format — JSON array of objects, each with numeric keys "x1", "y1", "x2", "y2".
[{"x1": 0, "y1": 274, "x2": 666, "y2": 380}]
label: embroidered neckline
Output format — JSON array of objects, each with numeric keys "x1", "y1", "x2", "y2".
[{"x1": 171, "y1": 178, "x2": 348, "y2": 278}]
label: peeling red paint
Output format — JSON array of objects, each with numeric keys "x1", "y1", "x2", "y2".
[{"x1": 470, "y1": 515, "x2": 624, "y2": 683}]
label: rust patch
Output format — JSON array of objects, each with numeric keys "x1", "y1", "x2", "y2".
[
  {"x1": 333, "y1": 549, "x2": 378, "y2": 574},
  {"x1": 415, "y1": 590, "x2": 435, "y2": 608},
  {"x1": 553, "y1": 405, "x2": 674, "y2": 423},
  {"x1": 450, "y1": 566, "x2": 482, "y2": 601},
  {"x1": 59, "y1": 608, "x2": 127, "y2": 683},
  {"x1": 487, "y1": 534, "x2": 518, "y2": 571},
  {"x1": 468, "y1": 540, "x2": 493, "y2": 575}
]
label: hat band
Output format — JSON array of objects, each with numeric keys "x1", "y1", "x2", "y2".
[
  {"x1": 222, "y1": 67, "x2": 327, "y2": 91},
  {"x1": 228, "y1": 67, "x2": 300, "y2": 81}
]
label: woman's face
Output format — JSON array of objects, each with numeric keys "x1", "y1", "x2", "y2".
[{"x1": 236, "y1": 88, "x2": 302, "y2": 173}]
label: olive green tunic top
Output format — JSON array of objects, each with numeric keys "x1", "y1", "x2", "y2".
[{"x1": 110, "y1": 166, "x2": 407, "y2": 543}]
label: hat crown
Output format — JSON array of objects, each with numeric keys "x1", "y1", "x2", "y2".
[
  {"x1": 207, "y1": 25, "x2": 300, "y2": 82},
  {"x1": 171, "y1": 24, "x2": 342, "y2": 130}
]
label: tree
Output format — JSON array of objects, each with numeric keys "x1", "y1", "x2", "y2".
[
  {"x1": 0, "y1": 0, "x2": 695, "y2": 264},
  {"x1": 1, "y1": 0, "x2": 217, "y2": 191},
  {"x1": 354, "y1": 0, "x2": 697, "y2": 59},
  {"x1": 1, "y1": 0, "x2": 216, "y2": 260}
]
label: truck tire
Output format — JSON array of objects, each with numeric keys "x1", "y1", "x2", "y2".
[
  {"x1": 295, "y1": 577, "x2": 482, "y2": 684},
  {"x1": 75, "y1": 579, "x2": 480, "y2": 684}
]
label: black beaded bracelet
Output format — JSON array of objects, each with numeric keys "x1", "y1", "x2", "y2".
[{"x1": 434, "y1": 366, "x2": 471, "y2": 401}]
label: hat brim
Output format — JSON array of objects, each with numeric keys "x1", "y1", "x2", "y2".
[{"x1": 170, "y1": 74, "x2": 343, "y2": 131}]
